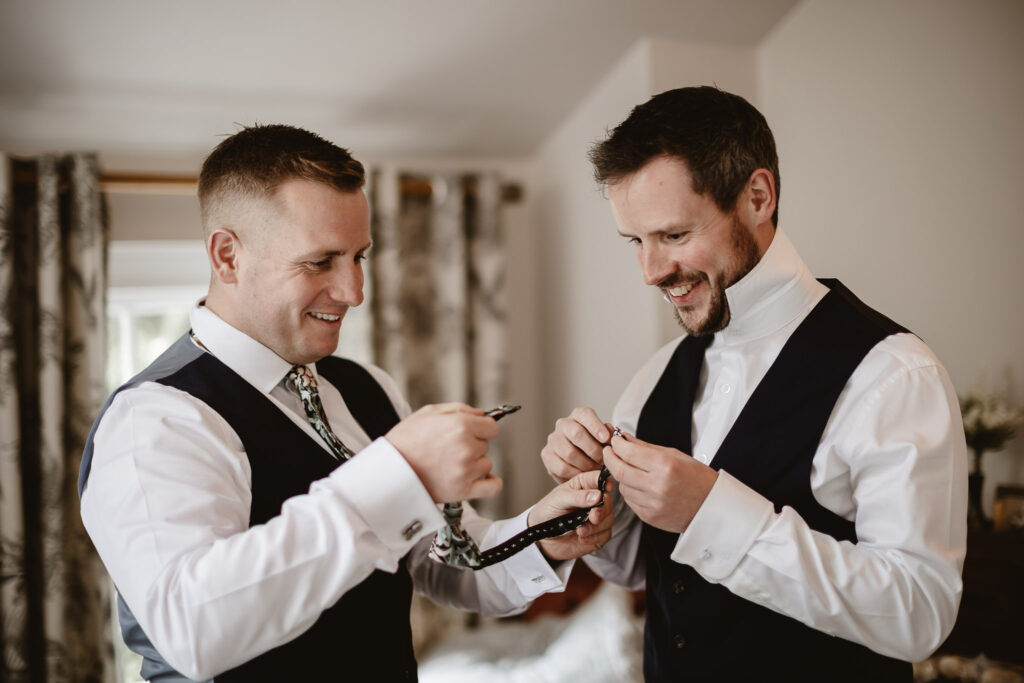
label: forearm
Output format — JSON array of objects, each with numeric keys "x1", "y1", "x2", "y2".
[
  {"x1": 82, "y1": 390, "x2": 443, "y2": 678},
  {"x1": 675, "y1": 472, "x2": 964, "y2": 661},
  {"x1": 122, "y1": 478, "x2": 422, "y2": 678},
  {"x1": 409, "y1": 504, "x2": 572, "y2": 616}
]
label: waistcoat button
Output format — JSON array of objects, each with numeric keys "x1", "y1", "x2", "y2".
[
  {"x1": 673, "y1": 634, "x2": 687, "y2": 649},
  {"x1": 673, "y1": 580, "x2": 685, "y2": 595}
]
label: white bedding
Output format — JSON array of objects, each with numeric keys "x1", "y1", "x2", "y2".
[{"x1": 419, "y1": 582, "x2": 644, "y2": 683}]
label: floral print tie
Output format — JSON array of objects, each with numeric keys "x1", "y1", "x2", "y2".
[{"x1": 286, "y1": 365, "x2": 355, "y2": 461}]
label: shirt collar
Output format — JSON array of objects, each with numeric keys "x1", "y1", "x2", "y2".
[
  {"x1": 189, "y1": 301, "x2": 310, "y2": 394},
  {"x1": 717, "y1": 228, "x2": 827, "y2": 344}
]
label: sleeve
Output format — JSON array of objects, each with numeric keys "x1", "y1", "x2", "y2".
[
  {"x1": 669, "y1": 343, "x2": 968, "y2": 662},
  {"x1": 407, "y1": 503, "x2": 573, "y2": 616},
  {"x1": 360, "y1": 360, "x2": 576, "y2": 613},
  {"x1": 80, "y1": 382, "x2": 445, "y2": 680},
  {"x1": 581, "y1": 340, "x2": 684, "y2": 590}
]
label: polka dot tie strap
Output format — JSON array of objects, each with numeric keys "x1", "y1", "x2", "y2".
[{"x1": 428, "y1": 405, "x2": 612, "y2": 570}]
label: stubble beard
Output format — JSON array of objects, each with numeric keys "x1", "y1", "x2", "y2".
[{"x1": 672, "y1": 219, "x2": 761, "y2": 337}]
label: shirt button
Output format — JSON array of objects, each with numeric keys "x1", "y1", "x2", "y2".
[
  {"x1": 673, "y1": 634, "x2": 687, "y2": 649},
  {"x1": 720, "y1": 383, "x2": 731, "y2": 394},
  {"x1": 695, "y1": 453, "x2": 708, "y2": 464},
  {"x1": 401, "y1": 520, "x2": 423, "y2": 540},
  {"x1": 673, "y1": 580, "x2": 686, "y2": 595},
  {"x1": 700, "y1": 548, "x2": 712, "y2": 560}
]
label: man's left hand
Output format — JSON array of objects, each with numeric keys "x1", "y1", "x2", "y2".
[
  {"x1": 603, "y1": 431, "x2": 717, "y2": 534},
  {"x1": 528, "y1": 469, "x2": 614, "y2": 561}
]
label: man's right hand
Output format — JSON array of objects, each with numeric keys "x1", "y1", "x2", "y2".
[
  {"x1": 540, "y1": 406, "x2": 612, "y2": 483},
  {"x1": 386, "y1": 403, "x2": 503, "y2": 503}
]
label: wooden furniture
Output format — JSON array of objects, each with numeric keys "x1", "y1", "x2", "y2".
[{"x1": 938, "y1": 528, "x2": 1024, "y2": 664}]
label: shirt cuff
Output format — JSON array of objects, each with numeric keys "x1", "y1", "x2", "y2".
[
  {"x1": 671, "y1": 470, "x2": 773, "y2": 581},
  {"x1": 327, "y1": 436, "x2": 444, "y2": 553},
  {"x1": 480, "y1": 507, "x2": 571, "y2": 598}
]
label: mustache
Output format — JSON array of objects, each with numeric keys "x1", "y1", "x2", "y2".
[{"x1": 655, "y1": 272, "x2": 707, "y2": 290}]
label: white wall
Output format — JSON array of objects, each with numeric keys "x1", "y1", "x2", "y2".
[
  {"x1": 647, "y1": 39, "x2": 760, "y2": 342},
  {"x1": 532, "y1": 41, "x2": 655, "y2": 425},
  {"x1": 758, "y1": 0, "x2": 1024, "y2": 512}
]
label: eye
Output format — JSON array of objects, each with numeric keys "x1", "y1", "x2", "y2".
[
  {"x1": 306, "y1": 258, "x2": 332, "y2": 271},
  {"x1": 624, "y1": 236, "x2": 642, "y2": 247},
  {"x1": 666, "y1": 232, "x2": 686, "y2": 242}
]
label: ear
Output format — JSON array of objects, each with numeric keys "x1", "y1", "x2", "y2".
[
  {"x1": 208, "y1": 228, "x2": 242, "y2": 285},
  {"x1": 743, "y1": 169, "x2": 777, "y2": 227}
]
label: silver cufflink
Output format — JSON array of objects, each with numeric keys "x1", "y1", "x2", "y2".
[{"x1": 402, "y1": 520, "x2": 423, "y2": 540}]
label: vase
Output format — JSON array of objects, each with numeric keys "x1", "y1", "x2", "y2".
[{"x1": 967, "y1": 448, "x2": 991, "y2": 530}]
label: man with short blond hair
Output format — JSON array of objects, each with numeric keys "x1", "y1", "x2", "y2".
[{"x1": 80, "y1": 124, "x2": 611, "y2": 681}]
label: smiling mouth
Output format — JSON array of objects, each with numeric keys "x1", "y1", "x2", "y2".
[
  {"x1": 308, "y1": 312, "x2": 341, "y2": 322},
  {"x1": 666, "y1": 283, "x2": 695, "y2": 297}
]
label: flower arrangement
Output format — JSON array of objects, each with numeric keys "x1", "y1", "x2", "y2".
[{"x1": 960, "y1": 390, "x2": 1022, "y2": 473}]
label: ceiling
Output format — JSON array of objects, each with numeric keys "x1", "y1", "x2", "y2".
[{"x1": 0, "y1": 0, "x2": 798, "y2": 166}]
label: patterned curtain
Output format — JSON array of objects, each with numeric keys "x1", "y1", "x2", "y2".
[
  {"x1": 0, "y1": 154, "x2": 113, "y2": 682},
  {"x1": 368, "y1": 168, "x2": 509, "y2": 654},
  {"x1": 369, "y1": 169, "x2": 508, "y2": 492}
]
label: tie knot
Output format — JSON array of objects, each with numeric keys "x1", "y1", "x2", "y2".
[{"x1": 287, "y1": 365, "x2": 317, "y2": 393}]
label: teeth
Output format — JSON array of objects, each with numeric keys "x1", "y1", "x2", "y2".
[
  {"x1": 310, "y1": 312, "x2": 340, "y2": 322},
  {"x1": 667, "y1": 284, "x2": 694, "y2": 297}
]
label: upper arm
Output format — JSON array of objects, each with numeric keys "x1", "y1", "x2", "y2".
[{"x1": 82, "y1": 382, "x2": 252, "y2": 609}]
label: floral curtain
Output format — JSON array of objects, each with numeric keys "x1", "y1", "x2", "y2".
[
  {"x1": 0, "y1": 154, "x2": 113, "y2": 682},
  {"x1": 369, "y1": 169, "x2": 508, "y2": 490},
  {"x1": 368, "y1": 169, "x2": 509, "y2": 654}
]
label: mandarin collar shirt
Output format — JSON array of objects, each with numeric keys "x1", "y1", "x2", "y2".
[
  {"x1": 81, "y1": 302, "x2": 568, "y2": 680},
  {"x1": 586, "y1": 228, "x2": 968, "y2": 662}
]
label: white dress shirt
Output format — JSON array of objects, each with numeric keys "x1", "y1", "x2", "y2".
[
  {"x1": 81, "y1": 303, "x2": 569, "y2": 680},
  {"x1": 584, "y1": 229, "x2": 967, "y2": 662}
]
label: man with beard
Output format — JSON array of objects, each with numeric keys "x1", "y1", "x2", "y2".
[{"x1": 540, "y1": 87, "x2": 966, "y2": 681}]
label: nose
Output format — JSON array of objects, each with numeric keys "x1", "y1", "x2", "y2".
[
  {"x1": 330, "y1": 263, "x2": 364, "y2": 307},
  {"x1": 640, "y1": 243, "x2": 675, "y2": 287}
]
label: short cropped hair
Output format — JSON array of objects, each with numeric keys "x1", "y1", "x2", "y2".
[
  {"x1": 198, "y1": 124, "x2": 365, "y2": 230},
  {"x1": 589, "y1": 86, "x2": 780, "y2": 226}
]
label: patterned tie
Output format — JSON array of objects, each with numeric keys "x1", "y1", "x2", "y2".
[{"x1": 286, "y1": 365, "x2": 356, "y2": 461}]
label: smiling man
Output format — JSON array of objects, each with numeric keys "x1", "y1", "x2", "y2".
[
  {"x1": 540, "y1": 87, "x2": 967, "y2": 681},
  {"x1": 78, "y1": 124, "x2": 612, "y2": 682}
]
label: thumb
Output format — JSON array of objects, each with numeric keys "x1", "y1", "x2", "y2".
[{"x1": 554, "y1": 486, "x2": 602, "y2": 511}]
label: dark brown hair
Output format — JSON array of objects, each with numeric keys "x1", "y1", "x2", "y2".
[
  {"x1": 198, "y1": 124, "x2": 365, "y2": 227},
  {"x1": 589, "y1": 86, "x2": 780, "y2": 225}
]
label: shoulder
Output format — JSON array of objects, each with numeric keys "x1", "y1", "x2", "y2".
[
  {"x1": 857, "y1": 332, "x2": 946, "y2": 388},
  {"x1": 98, "y1": 380, "x2": 238, "y2": 440},
  {"x1": 838, "y1": 331, "x2": 958, "y2": 430}
]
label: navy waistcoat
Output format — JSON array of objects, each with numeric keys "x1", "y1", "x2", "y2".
[
  {"x1": 79, "y1": 335, "x2": 416, "y2": 682},
  {"x1": 637, "y1": 280, "x2": 913, "y2": 682}
]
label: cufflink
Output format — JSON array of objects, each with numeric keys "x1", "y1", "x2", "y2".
[{"x1": 402, "y1": 520, "x2": 423, "y2": 541}]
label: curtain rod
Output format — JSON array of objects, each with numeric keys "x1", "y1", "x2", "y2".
[{"x1": 99, "y1": 172, "x2": 523, "y2": 202}]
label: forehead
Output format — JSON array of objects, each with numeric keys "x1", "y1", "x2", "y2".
[
  {"x1": 271, "y1": 179, "x2": 370, "y2": 247},
  {"x1": 608, "y1": 156, "x2": 715, "y2": 231}
]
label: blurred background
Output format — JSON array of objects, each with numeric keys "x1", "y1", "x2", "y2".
[{"x1": 2, "y1": 1, "x2": 1022, "y2": 681}]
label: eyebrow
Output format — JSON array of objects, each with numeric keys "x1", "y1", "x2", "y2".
[
  {"x1": 294, "y1": 242, "x2": 373, "y2": 261},
  {"x1": 617, "y1": 226, "x2": 687, "y2": 239}
]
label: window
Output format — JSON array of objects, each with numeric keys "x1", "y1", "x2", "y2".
[{"x1": 105, "y1": 240, "x2": 207, "y2": 682}]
